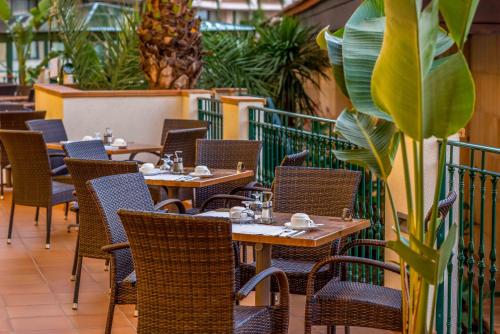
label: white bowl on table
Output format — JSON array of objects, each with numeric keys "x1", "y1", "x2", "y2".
[{"x1": 189, "y1": 165, "x2": 213, "y2": 178}]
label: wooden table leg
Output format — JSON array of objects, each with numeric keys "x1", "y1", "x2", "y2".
[
  {"x1": 254, "y1": 242, "x2": 272, "y2": 306},
  {"x1": 167, "y1": 187, "x2": 180, "y2": 199}
]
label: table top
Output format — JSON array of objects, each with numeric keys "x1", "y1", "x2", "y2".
[
  {"x1": 198, "y1": 211, "x2": 370, "y2": 247},
  {"x1": 0, "y1": 96, "x2": 28, "y2": 102},
  {"x1": 144, "y1": 169, "x2": 254, "y2": 188},
  {"x1": 47, "y1": 142, "x2": 162, "y2": 155}
]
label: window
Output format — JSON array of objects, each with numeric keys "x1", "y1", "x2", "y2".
[
  {"x1": 10, "y1": 0, "x2": 38, "y2": 15},
  {"x1": 197, "y1": 10, "x2": 209, "y2": 20}
]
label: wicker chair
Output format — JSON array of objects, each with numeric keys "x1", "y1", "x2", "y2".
[
  {"x1": 231, "y1": 149, "x2": 308, "y2": 194},
  {"x1": 0, "y1": 84, "x2": 17, "y2": 96},
  {"x1": 0, "y1": 111, "x2": 46, "y2": 199},
  {"x1": 117, "y1": 209, "x2": 290, "y2": 334},
  {"x1": 199, "y1": 150, "x2": 308, "y2": 263},
  {"x1": 0, "y1": 130, "x2": 74, "y2": 249},
  {"x1": 87, "y1": 172, "x2": 185, "y2": 334},
  {"x1": 238, "y1": 166, "x2": 361, "y2": 299},
  {"x1": 129, "y1": 127, "x2": 208, "y2": 166},
  {"x1": 64, "y1": 158, "x2": 140, "y2": 310},
  {"x1": 305, "y1": 191, "x2": 458, "y2": 334},
  {"x1": 144, "y1": 127, "x2": 208, "y2": 202},
  {"x1": 62, "y1": 140, "x2": 110, "y2": 242},
  {"x1": 305, "y1": 240, "x2": 402, "y2": 334},
  {"x1": 192, "y1": 139, "x2": 262, "y2": 211},
  {"x1": 160, "y1": 118, "x2": 210, "y2": 145},
  {"x1": 0, "y1": 103, "x2": 26, "y2": 111},
  {"x1": 26, "y1": 119, "x2": 69, "y2": 177},
  {"x1": 63, "y1": 140, "x2": 109, "y2": 161}
]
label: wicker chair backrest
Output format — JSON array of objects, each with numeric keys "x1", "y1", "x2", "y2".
[
  {"x1": 64, "y1": 140, "x2": 109, "y2": 160},
  {"x1": 272, "y1": 166, "x2": 362, "y2": 261},
  {"x1": 193, "y1": 139, "x2": 262, "y2": 209},
  {"x1": 118, "y1": 210, "x2": 235, "y2": 333},
  {"x1": 160, "y1": 127, "x2": 208, "y2": 167},
  {"x1": 64, "y1": 158, "x2": 138, "y2": 260},
  {"x1": 0, "y1": 111, "x2": 46, "y2": 169},
  {"x1": 160, "y1": 118, "x2": 209, "y2": 145},
  {"x1": 26, "y1": 119, "x2": 68, "y2": 143},
  {"x1": 88, "y1": 172, "x2": 155, "y2": 282},
  {"x1": 0, "y1": 130, "x2": 52, "y2": 205}
]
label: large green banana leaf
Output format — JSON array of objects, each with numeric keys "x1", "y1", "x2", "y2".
[
  {"x1": 387, "y1": 224, "x2": 457, "y2": 285},
  {"x1": 371, "y1": 0, "x2": 475, "y2": 140},
  {"x1": 342, "y1": 0, "x2": 390, "y2": 121},
  {"x1": 318, "y1": 27, "x2": 350, "y2": 98},
  {"x1": 440, "y1": 0, "x2": 479, "y2": 48},
  {"x1": 334, "y1": 109, "x2": 399, "y2": 179}
]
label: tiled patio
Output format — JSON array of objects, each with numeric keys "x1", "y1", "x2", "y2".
[{"x1": 0, "y1": 190, "x2": 390, "y2": 334}]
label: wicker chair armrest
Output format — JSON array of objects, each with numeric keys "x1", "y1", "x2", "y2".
[
  {"x1": 339, "y1": 239, "x2": 388, "y2": 255},
  {"x1": 101, "y1": 242, "x2": 130, "y2": 253},
  {"x1": 200, "y1": 194, "x2": 253, "y2": 212},
  {"x1": 128, "y1": 151, "x2": 161, "y2": 161},
  {"x1": 306, "y1": 255, "x2": 400, "y2": 297},
  {"x1": 154, "y1": 199, "x2": 186, "y2": 213},
  {"x1": 48, "y1": 152, "x2": 67, "y2": 158},
  {"x1": 229, "y1": 182, "x2": 267, "y2": 195},
  {"x1": 236, "y1": 267, "x2": 289, "y2": 306},
  {"x1": 51, "y1": 164, "x2": 68, "y2": 176}
]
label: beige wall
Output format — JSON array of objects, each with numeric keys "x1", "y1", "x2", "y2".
[
  {"x1": 34, "y1": 85, "x2": 212, "y2": 162},
  {"x1": 304, "y1": 71, "x2": 349, "y2": 119}
]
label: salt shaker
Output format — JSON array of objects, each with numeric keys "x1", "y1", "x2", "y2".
[
  {"x1": 104, "y1": 128, "x2": 113, "y2": 145},
  {"x1": 172, "y1": 151, "x2": 184, "y2": 174},
  {"x1": 260, "y1": 191, "x2": 273, "y2": 224}
]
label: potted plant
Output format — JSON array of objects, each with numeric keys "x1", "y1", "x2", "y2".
[{"x1": 317, "y1": 0, "x2": 478, "y2": 332}]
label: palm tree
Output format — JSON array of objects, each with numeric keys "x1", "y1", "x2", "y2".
[{"x1": 138, "y1": 0, "x2": 203, "y2": 89}]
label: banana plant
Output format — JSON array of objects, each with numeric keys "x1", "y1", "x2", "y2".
[
  {"x1": 0, "y1": 0, "x2": 52, "y2": 85},
  {"x1": 317, "y1": 0, "x2": 478, "y2": 332}
]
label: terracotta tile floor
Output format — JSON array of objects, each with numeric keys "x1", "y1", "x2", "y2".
[{"x1": 0, "y1": 189, "x2": 390, "y2": 334}]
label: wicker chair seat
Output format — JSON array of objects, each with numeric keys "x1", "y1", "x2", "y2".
[
  {"x1": 234, "y1": 306, "x2": 272, "y2": 333},
  {"x1": 52, "y1": 174, "x2": 73, "y2": 184},
  {"x1": 308, "y1": 280, "x2": 402, "y2": 330},
  {"x1": 50, "y1": 181, "x2": 74, "y2": 205},
  {"x1": 241, "y1": 259, "x2": 333, "y2": 295}
]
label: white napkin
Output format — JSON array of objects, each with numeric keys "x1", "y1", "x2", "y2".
[
  {"x1": 232, "y1": 224, "x2": 287, "y2": 236},
  {"x1": 144, "y1": 174, "x2": 185, "y2": 181},
  {"x1": 196, "y1": 211, "x2": 230, "y2": 218}
]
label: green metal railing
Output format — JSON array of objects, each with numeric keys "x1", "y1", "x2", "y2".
[
  {"x1": 436, "y1": 141, "x2": 499, "y2": 334},
  {"x1": 198, "y1": 97, "x2": 223, "y2": 139},
  {"x1": 248, "y1": 106, "x2": 386, "y2": 282},
  {"x1": 198, "y1": 101, "x2": 500, "y2": 327}
]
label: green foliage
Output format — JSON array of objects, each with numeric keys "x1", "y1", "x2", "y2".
[
  {"x1": 54, "y1": 0, "x2": 146, "y2": 90},
  {"x1": 371, "y1": 0, "x2": 475, "y2": 141},
  {"x1": 199, "y1": 17, "x2": 329, "y2": 114},
  {"x1": 333, "y1": 110, "x2": 398, "y2": 179},
  {"x1": 255, "y1": 17, "x2": 330, "y2": 114},
  {"x1": 198, "y1": 32, "x2": 269, "y2": 95},
  {"x1": 0, "y1": 0, "x2": 51, "y2": 85},
  {"x1": 318, "y1": 0, "x2": 479, "y2": 332}
]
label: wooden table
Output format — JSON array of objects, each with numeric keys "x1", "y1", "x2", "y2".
[
  {"x1": 144, "y1": 169, "x2": 254, "y2": 198},
  {"x1": 0, "y1": 96, "x2": 28, "y2": 102},
  {"x1": 47, "y1": 142, "x2": 162, "y2": 155},
  {"x1": 197, "y1": 210, "x2": 370, "y2": 306}
]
